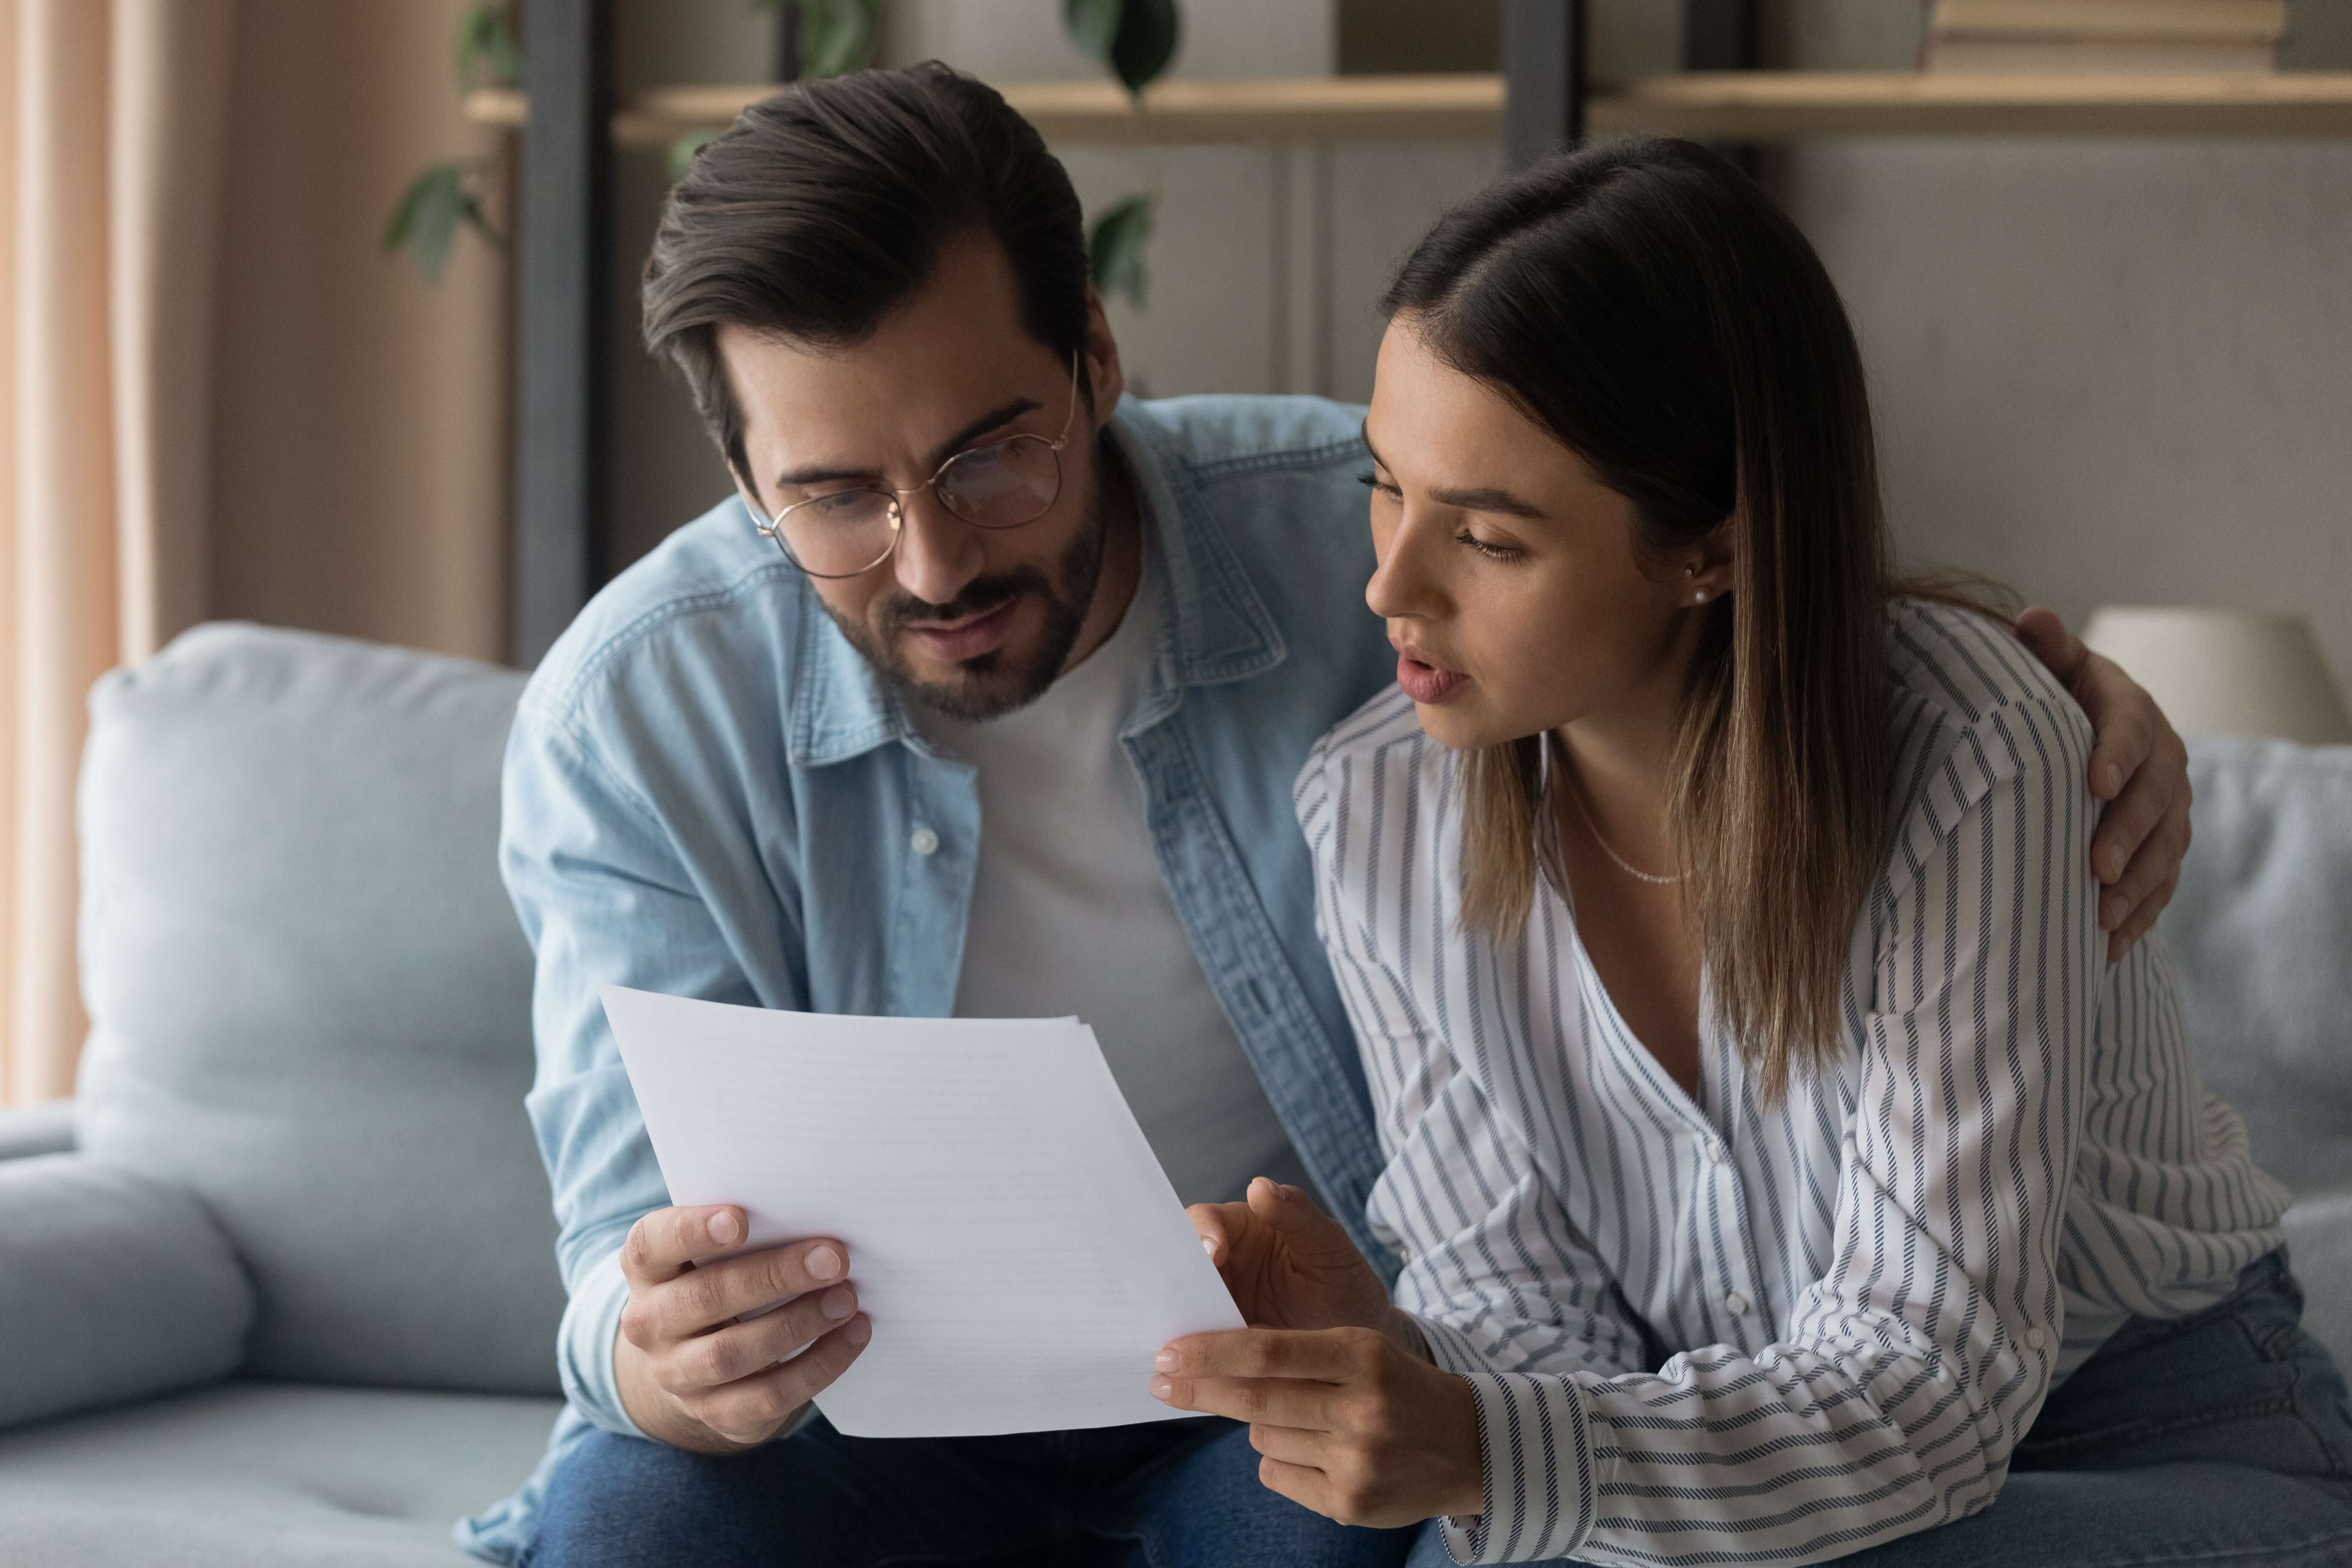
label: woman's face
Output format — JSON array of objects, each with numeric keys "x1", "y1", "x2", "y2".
[{"x1": 1362, "y1": 314, "x2": 1726, "y2": 753}]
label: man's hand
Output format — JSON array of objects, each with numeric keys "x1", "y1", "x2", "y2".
[
  {"x1": 613, "y1": 1204, "x2": 871, "y2": 1454},
  {"x1": 1149, "y1": 1326, "x2": 1483, "y2": 1528},
  {"x1": 1189, "y1": 1177, "x2": 1394, "y2": 1335},
  {"x1": 2015, "y1": 607, "x2": 2193, "y2": 962}
]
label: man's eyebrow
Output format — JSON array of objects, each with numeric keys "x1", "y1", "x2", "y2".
[
  {"x1": 772, "y1": 398, "x2": 1042, "y2": 491},
  {"x1": 1359, "y1": 423, "x2": 1547, "y2": 520}
]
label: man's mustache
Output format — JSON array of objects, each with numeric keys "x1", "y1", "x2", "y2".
[{"x1": 875, "y1": 568, "x2": 1052, "y2": 638}]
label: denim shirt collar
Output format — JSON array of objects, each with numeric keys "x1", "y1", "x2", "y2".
[{"x1": 786, "y1": 396, "x2": 1288, "y2": 767}]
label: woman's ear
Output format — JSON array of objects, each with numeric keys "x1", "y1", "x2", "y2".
[{"x1": 1680, "y1": 518, "x2": 1737, "y2": 605}]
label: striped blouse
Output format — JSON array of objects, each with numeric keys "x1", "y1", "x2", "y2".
[{"x1": 1295, "y1": 601, "x2": 2288, "y2": 1566}]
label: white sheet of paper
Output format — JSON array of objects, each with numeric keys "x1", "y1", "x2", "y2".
[{"x1": 599, "y1": 985, "x2": 1246, "y2": 1438}]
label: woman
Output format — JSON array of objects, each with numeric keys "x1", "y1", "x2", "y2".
[{"x1": 1146, "y1": 138, "x2": 2352, "y2": 1566}]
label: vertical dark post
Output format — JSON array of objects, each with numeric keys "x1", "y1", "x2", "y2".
[
  {"x1": 772, "y1": 2, "x2": 803, "y2": 83},
  {"x1": 1500, "y1": 0, "x2": 1589, "y2": 168},
  {"x1": 514, "y1": 0, "x2": 612, "y2": 667},
  {"x1": 1681, "y1": 0, "x2": 1758, "y2": 71},
  {"x1": 1684, "y1": 0, "x2": 1760, "y2": 174}
]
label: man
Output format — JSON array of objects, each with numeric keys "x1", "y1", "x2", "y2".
[{"x1": 464, "y1": 64, "x2": 2192, "y2": 1568}]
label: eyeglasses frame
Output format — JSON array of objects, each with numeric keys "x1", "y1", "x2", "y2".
[{"x1": 742, "y1": 351, "x2": 1085, "y2": 581}]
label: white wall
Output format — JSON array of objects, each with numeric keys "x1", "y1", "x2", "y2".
[{"x1": 1769, "y1": 0, "x2": 2352, "y2": 691}]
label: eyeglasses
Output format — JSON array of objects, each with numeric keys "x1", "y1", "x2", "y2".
[{"x1": 744, "y1": 354, "x2": 1083, "y2": 580}]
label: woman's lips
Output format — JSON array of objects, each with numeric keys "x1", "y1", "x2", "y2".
[
  {"x1": 906, "y1": 598, "x2": 1019, "y2": 663},
  {"x1": 1395, "y1": 650, "x2": 1469, "y2": 705}
]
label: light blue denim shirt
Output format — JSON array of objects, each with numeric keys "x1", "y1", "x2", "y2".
[{"x1": 460, "y1": 394, "x2": 1401, "y2": 1562}]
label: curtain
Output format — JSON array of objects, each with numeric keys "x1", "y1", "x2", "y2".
[{"x1": 1, "y1": 0, "x2": 235, "y2": 1107}]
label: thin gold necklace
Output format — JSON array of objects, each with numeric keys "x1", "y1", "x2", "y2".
[{"x1": 1562, "y1": 767, "x2": 1687, "y2": 887}]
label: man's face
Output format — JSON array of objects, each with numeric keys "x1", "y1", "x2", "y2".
[{"x1": 721, "y1": 233, "x2": 1123, "y2": 721}]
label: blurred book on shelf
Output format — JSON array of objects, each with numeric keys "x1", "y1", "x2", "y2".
[{"x1": 1921, "y1": 0, "x2": 2286, "y2": 73}]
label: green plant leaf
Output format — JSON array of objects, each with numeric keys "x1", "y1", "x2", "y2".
[
  {"x1": 667, "y1": 128, "x2": 720, "y2": 182},
  {"x1": 1088, "y1": 191, "x2": 1155, "y2": 310},
  {"x1": 385, "y1": 163, "x2": 470, "y2": 282},
  {"x1": 1063, "y1": 0, "x2": 1180, "y2": 97},
  {"x1": 800, "y1": 0, "x2": 881, "y2": 79},
  {"x1": 456, "y1": 2, "x2": 523, "y2": 92},
  {"x1": 1063, "y1": 0, "x2": 1123, "y2": 63}
]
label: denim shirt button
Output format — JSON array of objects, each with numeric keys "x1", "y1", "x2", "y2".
[{"x1": 909, "y1": 827, "x2": 940, "y2": 856}]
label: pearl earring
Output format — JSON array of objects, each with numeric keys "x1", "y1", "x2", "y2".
[{"x1": 1693, "y1": 589, "x2": 1709, "y2": 603}]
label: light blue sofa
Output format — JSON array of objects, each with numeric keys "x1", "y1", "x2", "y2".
[{"x1": 0, "y1": 623, "x2": 2345, "y2": 1565}]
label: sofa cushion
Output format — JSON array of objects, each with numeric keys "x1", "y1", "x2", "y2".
[
  {"x1": 2162, "y1": 737, "x2": 2352, "y2": 1199},
  {"x1": 75, "y1": 624, "x2": 562, "y2": 1394},
  {"x1": 0, "y1": 1381, "x2": 563, "y2": 1567}
]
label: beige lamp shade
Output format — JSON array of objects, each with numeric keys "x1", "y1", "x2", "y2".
[{"x1": 2081, "y1": 607, "x2": 2352, "y2": 745}]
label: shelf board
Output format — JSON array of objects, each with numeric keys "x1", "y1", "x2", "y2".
[
  {"x1": 465, "y1": 75, "x2": 1506, "y2": 151},
  {"x1": 464, "y1": 70, "x2": 2352, "y2": 149},
  {"x1": 1591, "y1": 71, "x2": 2352, "y2": 138}
]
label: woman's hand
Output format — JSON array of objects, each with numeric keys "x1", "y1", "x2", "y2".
[
  {"x1": 1149, "y1": 1325, "x2": 1484, "y2": 1528},
  {"x1": 1189, "y1": 1176, "x2": 1394, "y2": 1334}
]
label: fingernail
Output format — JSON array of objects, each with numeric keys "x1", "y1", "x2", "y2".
[
  {"x1": 2104, "y1": 896, "x2": 2128, "y2": 928},
  {"x1": 708, "y1": 1211, "x2": 741, "y2": 1246},
  {"x1": 1154, "y1": 1347, "x2": 1179, "y2": 1372},
  {"x1": 2103, "y1": 762, "x2": 2122, "y2": 795},
  {"x1": 1200, "y1": 1235, "x2": 1217, "y2": 1258},
  {"x1": 820, "y1": 1285, "x2": 855, "y2": 1321},
  {"x1": 1149, "y1": 1375, "x2": 1173, "y2": 1400},
  {"x1": 843, "y1": 1316, "x2": 871, "y2": 1348},
  {"x1": 806, "y1": 1244, "x2": 843, "y2": 1280}
]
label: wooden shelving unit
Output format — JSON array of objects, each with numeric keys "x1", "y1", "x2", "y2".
[
  {"x1": 496, "y1": 0, "x2": 2350, "y2": 666},
  {"x1": 467, "y1": 71, "x2": 2352, "y2": 152}
]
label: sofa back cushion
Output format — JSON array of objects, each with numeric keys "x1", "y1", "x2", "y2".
[
  {"x1": 77, "y1": 624, "x2": 563, "y2": 1394},
  {"x1": 2162, "y1": 736, "x2": 2352, "y2": 1200}
]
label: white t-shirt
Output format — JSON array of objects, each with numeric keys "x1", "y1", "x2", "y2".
[{"x1": 913, "y1": 568, "x2": 1306, "y2": 1205}]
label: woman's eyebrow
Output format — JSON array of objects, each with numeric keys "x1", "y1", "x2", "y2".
[
  {"x1": 1429, "y1": 484, "x2": 1546, "y2": 519},
  {"x1": 1360, "y1": 423, "x2": 1547, "y2": 518}
]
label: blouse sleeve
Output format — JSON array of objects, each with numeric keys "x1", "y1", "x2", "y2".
[{"x1": 1429, "y1": 690, "x2": 2106, "y2": 1565}]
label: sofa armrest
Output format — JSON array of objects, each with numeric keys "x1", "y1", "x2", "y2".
[
  {"x1": 0, "y1": 1098, "x2": 75, "y2": 1161},
  {"x1": 2283, "y1": 1189, "x2": 2352, "y2": 1377},
  {"x1": 0, "y1": 1154, "x2": 254, "y2": 1430}
]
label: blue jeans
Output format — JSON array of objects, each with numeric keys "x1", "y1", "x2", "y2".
[
  {"x1": 1409, "y1": 1249, "x2": 2352, "y2": 1568},
  {"x1": 525, "y1": 1411, "x2": 1417, "y2": 1568}
]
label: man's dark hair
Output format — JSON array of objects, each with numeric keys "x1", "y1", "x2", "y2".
[{"x1": 642, "y1": 62, "x2": 1092, "y2": 482}]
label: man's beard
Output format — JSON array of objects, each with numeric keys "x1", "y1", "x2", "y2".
[{"x1": 821, "y1": 453, "x2": 1110, "y2": 724}]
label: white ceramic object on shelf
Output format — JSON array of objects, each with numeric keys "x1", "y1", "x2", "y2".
[{"x1": 2083, "y1": 607, "x2": 2352, "y2": 745}]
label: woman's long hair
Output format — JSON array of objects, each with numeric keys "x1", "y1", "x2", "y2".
[{"x1": 1387, "y1": 137, "x2": 1939, "y2": 1104}]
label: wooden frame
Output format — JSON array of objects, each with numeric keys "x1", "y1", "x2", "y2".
[{"x1": 497, "y1": 2, "x2": 2351, "y2": 661}]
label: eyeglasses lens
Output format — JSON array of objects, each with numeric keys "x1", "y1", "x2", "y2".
[
  {"x1": 770, "y1": 432, "x2": 1064, "y2": 578},
  {"x1": 779, "y1": 490, "x2": 900, "y2": 579},
  {"x1": 936, "y1": 435, "x2": 1061, "y2": 528}
]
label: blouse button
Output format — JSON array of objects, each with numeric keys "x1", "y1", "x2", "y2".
[
  {"x1": 2026, "y1": 1327, "x2": 2048, "y2": 1352},
  {"x1": 1725, "y1": 1290, "x2": 1752, "y2": 1317},
  {"x1": 909, "y1": 827, "x2": 940, "y2": 856},
  {"x1": 1705, "y1": 1138, "x2": 1728, "y2": 1164}
]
